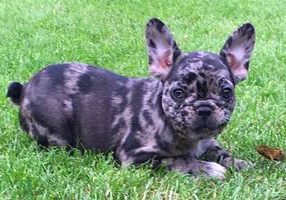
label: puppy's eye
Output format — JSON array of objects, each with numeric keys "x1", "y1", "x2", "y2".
[
  {"x1": 221, "y1": 88, "x2": 233, "y2": 99},
  {"x1": 171, "y1": 88, "x2": 186, "y2": 100}
]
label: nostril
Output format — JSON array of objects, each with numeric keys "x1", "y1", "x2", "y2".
[{"x1": 196, "y1": 106, "x2": 213, "y2": 116}]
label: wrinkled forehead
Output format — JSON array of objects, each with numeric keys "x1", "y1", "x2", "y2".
[{"x1": 173, "y1": 52, "x2": 233, "y2": 83}]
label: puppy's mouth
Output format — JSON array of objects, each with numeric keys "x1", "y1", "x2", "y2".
[
  {"x1": 188, "y1": 122, "x2": 228, "y2": 137},
  {"x1": 193, "y1": 123, "x2": 226, "y2": 132}
]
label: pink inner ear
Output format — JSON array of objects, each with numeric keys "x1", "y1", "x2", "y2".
[
  {"x1": 149, "y1": 50, "x2": 173, "y2": 79},
  {"x1": 227, "y1": 53, "x2": 239, "y2": 69},
  {"x1": 158, "y1": 50, "x2": 172, "y2": 69},
  {"x1": 227, "y1": 53, "x2": 246, "y2": 73}
]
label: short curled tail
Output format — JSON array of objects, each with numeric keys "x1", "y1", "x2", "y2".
[{"x1": 7, "y1": 82, "x2": 24, "y2": 105}]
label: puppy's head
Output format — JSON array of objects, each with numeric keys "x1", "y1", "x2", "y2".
[{"x1": 146, "y1": 18, "x2": 255, "y2": 140}]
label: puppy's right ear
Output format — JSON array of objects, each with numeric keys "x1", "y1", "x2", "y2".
[{"x1": 146, "y1": 18, "x2": 181, "y2": 80}]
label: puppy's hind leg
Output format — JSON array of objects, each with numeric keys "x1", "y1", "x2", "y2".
[{"x1": 20, "y1": 109, "x2": 76, "y2": 150}]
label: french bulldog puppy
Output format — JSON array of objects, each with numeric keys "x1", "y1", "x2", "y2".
[{"x1": 7, "y1": 18, "x2": 255, "y2": 179}]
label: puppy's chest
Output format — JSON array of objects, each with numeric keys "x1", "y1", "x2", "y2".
[{"x1": 156, "y1": 135, "x2": 200, "y2": 157}]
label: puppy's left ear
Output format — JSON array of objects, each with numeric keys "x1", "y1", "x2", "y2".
[
  {"x1": 220, "y1": 23, "x2": 255, "y2": 84},
  {"x1": 146, "y1": 18, "x2": 181, "y2": 80}
]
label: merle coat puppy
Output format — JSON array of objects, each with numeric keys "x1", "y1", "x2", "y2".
[{"x1": 7, "y1": 18, "x2": 255, "y2": 179}]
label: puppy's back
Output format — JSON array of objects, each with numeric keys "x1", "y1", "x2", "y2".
[{"x1": 10, "y1": 63, "x2": 132, "y2": 151}]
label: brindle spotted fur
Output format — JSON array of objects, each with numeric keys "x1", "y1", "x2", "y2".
[{"x1": 7, "y1": 18, "x2": 255, "y2": 179}]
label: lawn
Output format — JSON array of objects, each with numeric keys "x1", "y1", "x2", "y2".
[{"x1": 1, "y1": 0, "x2": 286, "y2": 199}]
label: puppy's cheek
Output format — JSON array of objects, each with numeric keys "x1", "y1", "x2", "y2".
[
  {"x1": 212, "y1": 107, "x2": 229, "y2": 124},
  {"x1": 224, "y1": 100, "x2": 235, "y2": 113},
  {"x1": 162, "y1": 96, "x2": 180, "y2": 119},
  {"x1": 181, "y1": 107, "x2": 196, "y2": 125}
]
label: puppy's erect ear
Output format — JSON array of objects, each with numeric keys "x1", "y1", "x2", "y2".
[
  {"x1": 220, "y1": 23, "x2": 255, "y2": 84},
  {"x1": 146, "y1": 18, "x2": 181, "y2": 80}
]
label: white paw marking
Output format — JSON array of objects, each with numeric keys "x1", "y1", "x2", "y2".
[{"x1": 203, "y1": 162, "x2": 227, "y2": 179}]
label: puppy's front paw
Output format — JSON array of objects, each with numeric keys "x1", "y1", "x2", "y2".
[
  {"x1": 221, "y1": 157, "x2": 254, "y2": 171},
  {"x1": 162, "y1": 158, "x2": 227, "y2": 179},
  {"x1": 188, "y1": 160, "x2": 227, "y2": 179},
  {"x1": 200, "y1": 161, "x2": 227, "y2": 179}
]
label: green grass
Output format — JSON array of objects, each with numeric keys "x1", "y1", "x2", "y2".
[{"x1": 1, "y1": 0, "x2": 286, "y2": 199}]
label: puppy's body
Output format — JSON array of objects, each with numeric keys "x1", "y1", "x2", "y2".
[
  {"x1": 8, "y1": 19, "x2": 255, "y2": 179},
  {"x1": 16, "y1": 63, "x2": 200, "y2": 161}
]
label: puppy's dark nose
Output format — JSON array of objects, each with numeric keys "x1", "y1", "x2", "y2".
[{"x1": 196, "y1": 106, "x2": 213, "y2": 116}]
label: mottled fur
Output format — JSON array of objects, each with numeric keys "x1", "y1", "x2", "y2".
[{"x1": 7, "y1": 18, "x2": 255, "y2": 179}]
